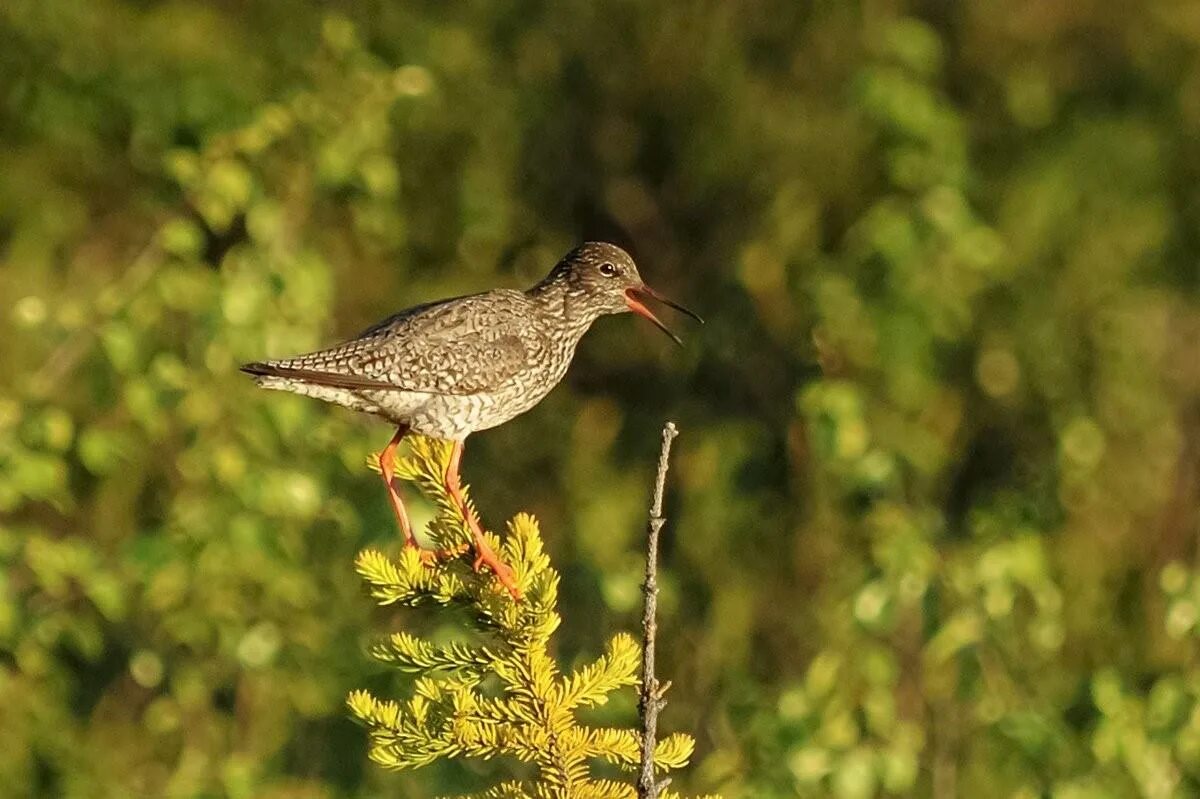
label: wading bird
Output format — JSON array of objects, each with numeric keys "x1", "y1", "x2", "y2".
[{"x1": 242, "y1": 242, "x2": 700, "y2": 598}]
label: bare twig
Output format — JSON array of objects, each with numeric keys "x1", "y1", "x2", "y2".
[
  {"x1": 28, "y1": 240, "x2": 162, "y2": 399},
  {"x1": 639, "y1": 421, "x2": 679, "y2": 799}
]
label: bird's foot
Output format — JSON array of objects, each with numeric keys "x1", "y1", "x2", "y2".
[
  {"x1": 405, "y1": 537, "x2": 475, "y2": 566},
  {"x1": 472, "y1": 542, "x2": 521, "y2": 600},
  {"x1": 402, "y1": 537, "x2": 441, "y2": 566},
  {"x1": 426, "y1": 542, "x2": 471, "y2": 562}
]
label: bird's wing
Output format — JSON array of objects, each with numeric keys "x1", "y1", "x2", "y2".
[{"x1": 242, "y1": 290, "x2": 545, "y2": 395}]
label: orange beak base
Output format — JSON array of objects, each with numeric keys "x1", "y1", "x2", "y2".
[{"x1": 624, "y1": 285, "x2": 702, "y2": 346}]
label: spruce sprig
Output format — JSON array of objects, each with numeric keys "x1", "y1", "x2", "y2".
[{"x1": 349, "y1": 435, "x2": 716, "y2": 798}]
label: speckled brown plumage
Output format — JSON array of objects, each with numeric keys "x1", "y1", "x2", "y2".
[{"x1": 240, "y1": 241, "x2": 700, "y2": 599}]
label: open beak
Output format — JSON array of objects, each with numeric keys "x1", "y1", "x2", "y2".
[{"x1": 625, "y1": 285, "x2": 704, "y2": 346}]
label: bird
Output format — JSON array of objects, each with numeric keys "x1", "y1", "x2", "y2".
[{"x1": 241, "y1": 241, "x2": 701, "y2": 599}]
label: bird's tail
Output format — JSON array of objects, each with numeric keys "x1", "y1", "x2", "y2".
[{"x1": 239, "y1": 361, "x2": 399, "y2": 391}]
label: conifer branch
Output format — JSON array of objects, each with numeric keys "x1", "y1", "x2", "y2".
[
  {"x1": 349, "y1": 431, "x2": 717, "y2": 798},
  {"x1": 639, "y1": 421, "x2": 679, "y2": 799}
]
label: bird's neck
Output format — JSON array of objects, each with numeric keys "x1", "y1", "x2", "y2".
[{"x1": 526, "y1": 277, "x2": 601, "y2": 341}]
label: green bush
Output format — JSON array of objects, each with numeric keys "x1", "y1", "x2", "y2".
[{"x1": 3, "y1": 2, "x2": 1200, "y2": 797}]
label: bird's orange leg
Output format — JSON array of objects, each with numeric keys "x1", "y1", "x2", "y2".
[
  {"x1": 378, "y1": 426, "x2": 432, "y2": 560},
  {"x1": 444, "y1": 440, "x2": 521, "y2": 599}
]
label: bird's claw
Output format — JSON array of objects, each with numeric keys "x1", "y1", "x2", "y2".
[
  {"x1": 472, "y1": 548, "x2": 521, "y2": 600},
  {"x1": 399, "y1": 536, "x2": 429, "y2": 562},
  {"x1": 419, "y1": 542, "x2": 470, "y2": 562}
]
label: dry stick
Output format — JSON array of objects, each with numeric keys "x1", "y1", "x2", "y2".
[
  {"x1": 28, "y1": 240, "x2": 162, "y2": 399},
  {"x1": 638, "y1": 421, "x2": 679, "y2": 799}
]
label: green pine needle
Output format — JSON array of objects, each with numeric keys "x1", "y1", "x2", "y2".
[{"x1": 348, "y1": 433, "x2": 716, "y2": 797}]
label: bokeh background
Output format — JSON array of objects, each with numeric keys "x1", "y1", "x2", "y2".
[{"x1": 5, "y1": 1, "x2": 1200, "y2": 797}]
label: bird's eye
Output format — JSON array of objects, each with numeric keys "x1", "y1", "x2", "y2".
[{"x1": 598, "y1": 262, "x2": 618, "y2": 277}]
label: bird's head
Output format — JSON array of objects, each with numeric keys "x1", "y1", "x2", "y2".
[{"x1": 544, "y1": 242, "x2": 702, "y2": 344}]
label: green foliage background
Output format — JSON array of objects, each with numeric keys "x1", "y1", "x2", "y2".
[{"x1": 3, "y1": 1, "x2": 1200, "y2": 797}]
